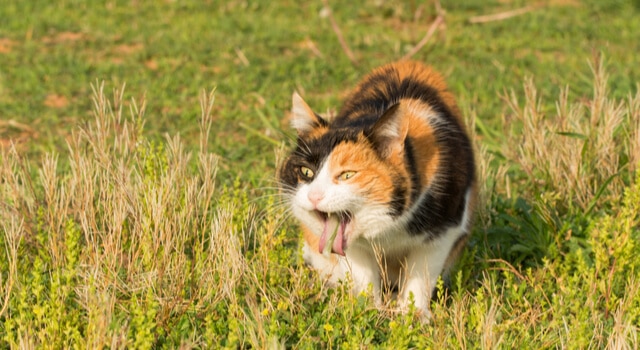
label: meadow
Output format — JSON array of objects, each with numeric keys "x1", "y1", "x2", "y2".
[{"x1": 1, "y1": 0, "x2": 639, "y2": 348}]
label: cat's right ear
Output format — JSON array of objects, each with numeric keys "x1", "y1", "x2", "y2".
[
  {"x1": 291, "y1": 92, "x2": 327, "y2": 135},
  {"x1": 366, "y1": 103, "x2": 407, "y2": 157}
]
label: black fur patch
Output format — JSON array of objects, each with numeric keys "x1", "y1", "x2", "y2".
[
  {"x1": 281, "y1": 63, "x2": 475, "y2": 241},
  {"x1": 336, "y1": 66, "x2": 475, "y2": 238},
  {"x1": 279, "y1": 129, "x2": 361, "y2": 189},
  {"x1": 403, "y1": 137, "x2": 421, "y2": 204},
  {"x1": 388, "y1": 178, "x2": 408, "y2": 217}
]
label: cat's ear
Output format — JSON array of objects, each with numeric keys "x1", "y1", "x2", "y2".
[
  {"x1": 367, "y1": 103, "x2": 406, "y2": 157},
  {"x1": 291, "y1": 92, "x2": 327, "y2": 135}
]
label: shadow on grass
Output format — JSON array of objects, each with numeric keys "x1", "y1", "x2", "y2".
[
  {"x1": 449, "y1": 192, "x2": 591, "y2": 295},
  {"x1": 480, "y1": 196, "x2": 559, "y2": 268}
]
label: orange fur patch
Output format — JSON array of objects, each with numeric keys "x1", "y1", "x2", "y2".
[
  {"x1": 328, "y1": 139, "x2": 403, "y2": 205},
  {"x1": 302, "y1": 224, "x2": 320, "y2": 251},
  {"x1": 324, "y1": 98, "x2": 444, "y2": 208},
  {"x1": 306, "y1": 125, "x2": 329, "y2": 140},
  {"x1": 340, "y1": 61, "x2": 465, "y2": 128},
  {"x1": 400, "y1": 100, "x2": 441, "y2": 190},
  {"x1": 390, "y1": 61, "x2": 464, "y2": 123}
]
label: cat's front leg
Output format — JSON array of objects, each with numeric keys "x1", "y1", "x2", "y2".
[
  {"x1": 344, "y1": 246, "x2": 382, "y2": 305},
  {"x1": 400, "y1": 241, "x2": 451, "y2": 320}
]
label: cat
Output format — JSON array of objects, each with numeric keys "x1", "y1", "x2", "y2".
[{"x1": 279, "y1": 61, "x2": 476, "y2": 319}]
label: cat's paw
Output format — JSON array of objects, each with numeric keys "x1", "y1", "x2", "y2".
[
  {"x1": 302, "y1": 242, "x2": 347, "y2": 285},
  {"x1": 397, "y1": 293, "x2": 432, "y2": 324}
]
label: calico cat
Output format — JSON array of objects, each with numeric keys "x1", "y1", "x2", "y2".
[{"x1": 279, "y1": 61, "x2": 476, "y2": 318}]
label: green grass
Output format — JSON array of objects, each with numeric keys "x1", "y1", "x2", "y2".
[{"x1": 1, "y1": 0, "x2": 639, "y2": 348}]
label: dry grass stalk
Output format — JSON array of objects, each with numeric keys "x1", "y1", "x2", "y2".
[
  {"x1": 321, "y1": 0, "x2": 358, "y2": 65},
  {"x1": 469, "y1": 5, "x2": 539, "y2": 24},
  {"x1": 464, "y1": 104, "x2": 508, "y2": 226},
  {"x1": 626, "y1": 89, "x2": 640, "y2": 173},
  {"x1": 502, "y1": 59, "x2": 637, "y2": 209},
  {"x1": 235, "y1": 47, "x2": 250, "y2": 67},
  {"x1": 606, "y1": 278, "x2": 639, "y2": 350},
  {"x1": 0, "y1": 216, "x2": 21, "y2": 318},
  {"x1": 401, "y1": 14, "x2": 444, "y2": 61}
]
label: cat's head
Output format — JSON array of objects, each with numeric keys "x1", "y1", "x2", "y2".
[{"x1": 279, "y1": 93, "x2": 411, "y2": 255}]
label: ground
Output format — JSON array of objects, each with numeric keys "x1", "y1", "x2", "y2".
[{"x1": 0, "y1": 0, "x2": 639, "y2": 348}]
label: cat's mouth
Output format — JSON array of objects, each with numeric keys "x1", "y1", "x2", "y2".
[{"x1": 315, "y1": 210, "x2": 352, "y2": 256}]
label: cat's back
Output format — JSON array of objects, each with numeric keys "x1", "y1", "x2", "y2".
[
  {"x1": 334, "y1": 61, "x2": 475, "y2": 237},
  {"x1": 333, "y1": 61, "x2": 463, "y2": 130}
]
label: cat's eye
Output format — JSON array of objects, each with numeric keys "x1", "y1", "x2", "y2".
[
  {"x1": 338, "y1": 171, "x2": 357, "y2": 181},
  {"x1": 299, "y1": 166, "x2": 314, "y2": 179}
]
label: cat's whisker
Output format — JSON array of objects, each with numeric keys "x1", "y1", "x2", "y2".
[
  {"x1": 249, "y1": 191, "x2": 292, "y2": 202},
  {"x1": 255, "y1": 209, "x2": 292, "y2": 225},
  {"x1": 298, "y1": 138, "x2": 313, "y2": 157}
]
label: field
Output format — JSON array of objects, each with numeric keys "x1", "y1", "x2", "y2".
[{"x1": 1, "y1": 0, "x2": 640, "y2": 348}]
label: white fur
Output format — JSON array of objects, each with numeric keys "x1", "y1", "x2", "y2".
[
  {"x1": 292, "y1": 161, "x2": 364, "y2": 236},
  {"x1": 291, "y1": 92, "x2": 318, "y2": 134},
  {"x1": 409, "y1": 101, "x2": 443, "y2": 130},
  {"x1": 293, "y1": 146, "x2": 474, "y2": 318}
]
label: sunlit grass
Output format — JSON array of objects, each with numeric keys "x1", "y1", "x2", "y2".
[
  {"x1": 2, "y1": 63, "x2": 640, "y2": 347},
  {"x1": 1, "y1": 0, "x2": 640, "y2": 347}
]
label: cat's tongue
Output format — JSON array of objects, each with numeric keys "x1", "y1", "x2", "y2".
[{"x1": 318, "y1": 214, "x2": 346, "y2": 256}]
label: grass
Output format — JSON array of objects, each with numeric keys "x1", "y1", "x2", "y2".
[{"x1": 1, "y1": 0, "x2": 640, "y2": 348}]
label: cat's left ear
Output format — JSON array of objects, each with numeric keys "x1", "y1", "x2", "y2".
[
  {"x1": 367, "y1": 103, "x2": 407, "y2": 157},
  {"x1": 291, "y1": 92, "x2": 327, "y2": 135}
]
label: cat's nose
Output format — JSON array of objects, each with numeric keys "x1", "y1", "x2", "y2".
[{"x1": 307, "y1": 190, "x2": 324, "y2": 208}]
